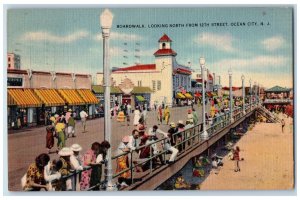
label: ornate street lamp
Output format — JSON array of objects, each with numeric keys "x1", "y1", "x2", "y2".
[
  {"x1": 241, "y1": 75, "x2": 245, "y2": 115},
  {"x1": 100, "y1": 9, "x2": 114, "y2": 191},
  {"x1": 200, "y1": 57, "x2": 208, "y2": 140}
]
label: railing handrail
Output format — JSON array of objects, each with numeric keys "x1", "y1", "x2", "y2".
[{"x1": 46, "y1": 103, "x2": 259, "y2": 191}]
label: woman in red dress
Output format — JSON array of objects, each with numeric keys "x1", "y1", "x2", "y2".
[{"x1": 233, "y1": 146, "x2": 240, "y2": 172}]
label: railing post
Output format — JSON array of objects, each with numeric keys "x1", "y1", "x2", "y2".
[
  {"x1": 130, "y1": 151, "x2": 133, "y2": 184},
  {"x1": 150, "y1": 145, "x2": 153, "y2": 174}
]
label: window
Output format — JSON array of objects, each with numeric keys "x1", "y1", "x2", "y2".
[
  {"x1": 157, "y1": 80, "x2": 161, "y2": 91},
  {"x1": 152, "y1": 80, "x2": 156, "y2": 92},
  {"x1": 8, "y1": 64, "x2": 11, "y2": 68},
  {"x1": 8, "y1": 57, "x2": 11, "y2": 62},
  {"x1": 162, "y1": 43, "x2": 166, "y2": 49},
  {"x1": 138, "y1": 80, "x2": 142, "y2": 87}
]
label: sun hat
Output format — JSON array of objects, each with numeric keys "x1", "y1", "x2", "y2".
[
  {"x1": 170, "y1": 122, "x2": 176, "y2": 128},
  {"x1": 68, "y1": 109, "x2": 72, "y2": 112},
  {"x1": 122, "y1": 136, "x2": 130, "y2": 143},
  {"x1": 178, "y1": 120, "x2": 184, "y2": 124},
  {"x1": 70, "y1": 144, "x2": 82, "y2": 152},
  {"x1": 58, "y1": 147, "x2": 73, "y2": 156}
]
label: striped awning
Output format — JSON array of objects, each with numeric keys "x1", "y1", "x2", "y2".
[
  {"x1": 184, "y1": 93, "x2": 193, "y2": 99},
  {"x1": 77, "y1": 89, "x2": 99, "y2": 104},
  {"x1": 8, "y1": 89, "x2": 42, "y2": 108},
  {"x1": 57, "y1": 89, "x2": 85, "y2": 105},
  {"x1": 34, "y1": 89, "x2": 65, "y2": 107},
  {"x1": 176, "y1": 93, "x2": 186, "y2": 99}
]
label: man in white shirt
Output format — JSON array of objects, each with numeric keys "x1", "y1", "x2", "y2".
[
  {"x1": 70, "y1": 144, "x2": 83, "y2": 191},
  {"x1": 148, "y1": 125, "x2": 178, "y2": 164},
  {"x1": 80, "y1": 109, "x2": 88, "y2": 133}
]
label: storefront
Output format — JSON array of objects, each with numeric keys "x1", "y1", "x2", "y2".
[
  {"x1": 57, "y1": 89, "x2": 86, "y2": 119},
  {"x1": 7, "y1": 89, "x2": 42, "y2": 129},
  {"x1": 33, "y1": 89, "x2": 66, "y2": 125},
  {"x1": 76, "y1": 89, "x2": 99, "y2": 117}
]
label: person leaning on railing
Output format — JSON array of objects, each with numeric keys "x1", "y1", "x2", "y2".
[{"x1": 147, "y1": 125, "x2": 167, "y2": 165}]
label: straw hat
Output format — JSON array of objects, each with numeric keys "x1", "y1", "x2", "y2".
[
  {"x1": 178, "y1": 120, "x2": 184, "y2": 125},
  {"x1": 70, "y1": 144, "x2": 82, "y2": 152},
  {"x1": 122, "y1": 136, "x2": 130, "y2": 143},
  {"x1": 170, "y1": 122, "x2": 176, "y2": 128},
  {"x1": 58, "y1": 147, "x2": 73, "y2": 156},
  {"x1": 68, "y1": 109, "x2": 72, "y2": 112}
]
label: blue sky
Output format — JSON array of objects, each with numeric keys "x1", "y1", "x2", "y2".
[{"x1": 7, "y1": 7, "x2": 294, "y2": 88}]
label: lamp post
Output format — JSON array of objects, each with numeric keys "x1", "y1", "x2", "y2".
[
  {"x1": 249, "y1": 79, "x2": 252, "y2": 110},
  {"x1": 241, "y1": 75, "x2": 245, "y2": 115},
  {"x1": 200, "y1": 57, "x2": 208, "y2": 140},
  {"x1": 254, "y1": 81, "x2": 257, "y2": 105},
  {"x1": 100, "y1": 9, "x2": 114, "y2": 191},
  {"x1": 228, "y1": 68, "x2": 234, "y2": 122}
]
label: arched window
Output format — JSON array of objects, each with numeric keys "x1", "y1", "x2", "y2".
[{"x1": 162, "y1": 43, "x2": 166, "y2": 49}]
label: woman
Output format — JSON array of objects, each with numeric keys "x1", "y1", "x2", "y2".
[
  {"x1": 116, "y1": 136, "x2": 131, "y2": 187},
  {"x1": 136, "y1": 118, "x2": 146, "y2": 137},
  {"x1": 90, "y1": 140, "x2": 111, "y2": 190},
  {"x1": 164, "y1": 106, "x2": 170, "y2": 125},
  {"x1": 187, "y1": 109, "x2": 194, "y2": 124},
  {"x1": 133, "y1": 107, "x2": 141, "y2": 126},
  {"x1": 46, "y1": 125, "x2": 55, "y2": 154},
  {"x1": 55, "y1": 118, "x2": 66, "y2": 151},
  {"x1": 56, "y1": 147, "x2": 73, "y2": 191},
  {"x1": 157, "y1": 106, "x2": 163, "y2": 125},
  {"x1": 23, "y1": 153, "x2": 50, "y2": 191},
  {"x1": 80, "y1": 142, "x2": 100, "y2": 190},
  {"x1": 233, "y1": 146, "x2": 241, "y2": 172}
]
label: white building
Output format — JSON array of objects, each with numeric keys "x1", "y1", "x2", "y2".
[{"x1": 96, "y1": 34, "x2": 192, "y2": 106}]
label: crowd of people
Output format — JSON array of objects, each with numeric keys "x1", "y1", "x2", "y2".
[
  {"x1": 23, "y1": 95, "x2": 252, "y2": 191},
  {"x1": 22, "y1": 141, "x2": 110, "y2": 191}
]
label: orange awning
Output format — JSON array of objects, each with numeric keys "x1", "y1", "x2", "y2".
[
  {"x1": 34, "y1": 89, "x2": 65, "y2": 107},
  {"x1": 8, "y1": 89, "x2": 42, "y2": 108},
  {"x1": 57, "y1": 89, "x2": 85, "y2": 105},
  {"x1": 76, "y1": 89, "x2": 99, "y2": 104}
]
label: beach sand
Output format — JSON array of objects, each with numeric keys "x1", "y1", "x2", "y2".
[{"x1": 200, "y1": 115, "x2": 294, "y2": 190}]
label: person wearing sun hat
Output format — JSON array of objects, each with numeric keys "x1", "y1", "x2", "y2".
[
  {"x1": 116, "y1": 136, "x2": 131, "y2": 188},
  {"x1": 57, "y1": 147, "x2": 73, "y2": 191},
  {"x1": 69, "y1": 144, "x2": 83, "y2": 191}
]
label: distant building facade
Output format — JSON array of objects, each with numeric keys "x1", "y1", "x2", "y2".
[
  {"x1": 96, "y1": 34, "x2": 192, "y2": 107},
  {"x1": 7, "y1": 53, "x2": 21, "y2": 70}
]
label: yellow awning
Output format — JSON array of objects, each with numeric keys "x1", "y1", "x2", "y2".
[
  {"x1": 34, "y1": 89, "x2": 65, "y2": 107},
  {"x1": 176, "y1": 93, "x2": 186, "y2": 99},
  {"x1": 57, "y1": 89, "x2": 85, "y2": 105},
  {"x1": 184, "y1": 93, "x2": 193, "y2": 99},
  {"x1": 76, "y1": 89, "x2": 99, "y2": 104},
  {"x1": 8, "y1": 89, "x2": 42, "y2": 108}
]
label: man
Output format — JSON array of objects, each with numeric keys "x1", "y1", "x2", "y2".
[
  {"x1": 281, "y1": 119, "x2": 285, "y2": 133},
  {"x1": 65, "y1": 109, "x2": 72, "y2": 124},
  {"x1": 128, "y1": 129, "x2": 141, "y2": 151},
  {"x1": 148, "y1": 125, "x2": 178, "y2": 164},
  {"x1": 80, "y1": 109, "x2": 88, "y2": 133},
  {"x1": 67, "y1": 114, "x2": 76, "y2": 138},
  {"x1": 70, "y1": 144, "x2": 83, "y2": 191}
]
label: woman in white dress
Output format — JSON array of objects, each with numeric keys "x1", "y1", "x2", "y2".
[{"x1": 133, "y1": 107, "x2": 141, "y2": 126}]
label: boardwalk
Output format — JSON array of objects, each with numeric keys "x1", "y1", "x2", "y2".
[
  {"x1": 200, "y1": 114, "x2": 294, "y2": 190},
  {"x1": 8, "y1": 105, "x2": 210, "y2": 191}
]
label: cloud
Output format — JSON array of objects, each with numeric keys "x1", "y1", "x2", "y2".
[
  {"x1": 211, "y1": 55, "x2": 287, "y2": 70},
  {"x1": 94, "y1": 32, "x2": 143, "y2": 41},
  {"x1": 21, "y1": 30, "x2": 89, "y2": 43},
  {"x1": 261, "y1": 36, "x2": 285, "y2": 51},
  {"x1": 194, "y1": 32, "x2": 236, "y2": 53}
]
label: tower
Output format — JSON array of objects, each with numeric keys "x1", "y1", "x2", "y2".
[{"x1": 153, "y1": 34, "x2": 177, "y2": 106}]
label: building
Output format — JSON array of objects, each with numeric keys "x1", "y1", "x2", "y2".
[
  {"x1": 191, "y1": 69, "x2": 215, "y2": 93},
  {"x1": 7, "y1": 53, "x2": 21, "y2": 70},
  {"x1": 7, "y1": 69, "x2": 98, "y2": 129},
  {"x1": 96, "y1": 34, "x2": 192, "y2": 107},
  {"x1": 263, "y1": 85, "x2": 292, "y2": 109}
]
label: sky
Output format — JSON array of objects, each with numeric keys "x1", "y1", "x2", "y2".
[{"x1": 6, "y1": 7, "x2": 294, "y2": 88}]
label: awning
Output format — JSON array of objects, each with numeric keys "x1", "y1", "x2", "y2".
[
  {"x1": 184, "y1": 93, "x2": 193, "y2": 99},
  {"x1": 34, "y1": 89, "x2": 65, "y2": 107},
  {"x1": 136, "y1": 95, "x2": 145, "y2": 102},
  {"x1": 57, "y1": 89, "x2": 85, "y2": 105},
  {"x1": 8, "y1": 89, "x2": 42, "y2": 108},
  {"x1": 77, "y1": 89, "x2": 99, "y2": 104},
  {"x1": 176, "y1": 93, "x2": 186, "y2": 99}
]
